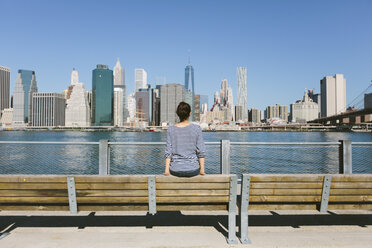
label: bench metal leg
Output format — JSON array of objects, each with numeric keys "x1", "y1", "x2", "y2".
[
  {"x1": 320, "y1": 175, "x2": 332, "y2": 212},
  {"x1": 148, "y1": 176, "x2": 157, "y2": 215},
  {"x1": 227, "y1": 175, "x2": 238, "y2": 244},
  {"x1": 240, "y1": 174, "x2": 251, "y2": 244},
  {"x1": 67, "y1": 177, "x2": 78, "y2": 214}
]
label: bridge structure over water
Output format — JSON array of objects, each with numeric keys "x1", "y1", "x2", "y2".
[
  {"x1": 309, "y1": 108, "x2": 372, "y2": 126},
  {"x1": 309, "y1": 83, "x2": 372, "y2": 126}
]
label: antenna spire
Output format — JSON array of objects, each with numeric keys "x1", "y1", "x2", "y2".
[{"x1": 187, "y1": 49, "x2": 191, "y2": 65}]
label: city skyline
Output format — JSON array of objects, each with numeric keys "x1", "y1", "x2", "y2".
[{"x1": 1, "y1": 0, "x2": 372, "y2": 111}]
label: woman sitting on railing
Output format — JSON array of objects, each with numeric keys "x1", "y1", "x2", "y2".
[{"x1": 164, "y1": 102, "x2": 206, "y2": 177}]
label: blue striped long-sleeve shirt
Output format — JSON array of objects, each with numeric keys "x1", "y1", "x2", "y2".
[{"x1": 164, "y1": 124, "x2": 206, "y2": 172}]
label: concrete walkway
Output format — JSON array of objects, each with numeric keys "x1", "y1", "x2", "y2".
[{"x1": 0, "y1": 210, "x2": 371, "y2": 248}]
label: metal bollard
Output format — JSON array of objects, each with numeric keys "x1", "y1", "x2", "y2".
[
  {"x1": 220, "y1": 140, "x2": 231, "y2": 174},
  {"x1": 99, "y1": 139, "x2": 110, "y2": 175},
  {"x1": 339, "y1": 140, "x2": 352, "y2": 174}
]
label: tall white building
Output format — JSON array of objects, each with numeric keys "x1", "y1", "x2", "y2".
[
  {"x1": 227, "y1": 86, "x2": 234, "y2": 120},
  {"x1": 65, "y1": 69, "x2": 91, "y2": 127},
  {"x1": 290, "y1": 90, "x2": 319, "y2": 123},
  {"x1": 320, "y1": 74, "x2": 346, "y2": 117},
  {"x1": 71, "y1": 68, "x2": 79, "y2": 86},
  {"x1": 114, "y1": 59, "x2": 125, "y2": 86},
  {"x1": 127, "y1": 93, "x2": 136, "y2": 122},
  {"x1": 237, "y1": 67, "x2": 248, "y2": 120},
  {"x1": 114, "y1": 86, "x2": 126, "y2": 126},
  {"x1": 113, "y1": 59, "x2": 126, "y2": 126},
  {"x1": 12, "y1": 70, "x2": 38, "y2": 126},
  {"x1": 135, "y1": 69, "x2": 147, "y2": 92}
]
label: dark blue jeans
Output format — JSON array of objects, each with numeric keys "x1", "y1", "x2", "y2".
[{"x1": 170, "y1": 168, "x2": 200, "y2": 177}]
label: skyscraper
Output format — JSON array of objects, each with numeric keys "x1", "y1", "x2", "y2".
[
  {"x1": 265, "y1": 104, "x2": 288, "y2": 122},
  {"x1": 114, "y1": 59, "x2": 125, "y2": 86},
  {"x1": 65, "y1": 69, "x2": 91, "y2": 127},
  {"x1": 237, "y1": 67, "x2": 248, "y2": 120},
  {"x1": 320, "y1": 74, "x2": 346, "y2": 117},
  {"x1": 114, "y1": 86, "x2": 126, "y2": 126},
  {"x1": 220, "y1": 79, "x2": 228, "y2": 105},
  {"x1": 185, "y1": 65, "x2": 194, "y2": 93},
  {"x1": 160, "y1": 83, "x2": 186, "y2": 124},
  {"x1": 32, "y1": 93, "x2": 65, "y2": 127},
  {"x1": 135, "y1": 69, "x2": 147, "y2": 92},
  {"x1": 113, "y1": 59, "x2": 126, "y2": 126},
  {"x1": 92, "y1": 65, "x2": 113, "y2": 126},
  {"x1": 248, "y1": 108, "x2": 262, "y2": 123},
  {"x1": 184, "y1": 65, "x2": 195, "y2": 121},
  {"x1": 12, "y1": 70, "x2": 38, "y2": 126},
  {"x1": 0, "y1": 66, "x2": 10, "y2": 117},
  {"x1": 127, "y1": 93, "x2": 136, "y2": 122}
]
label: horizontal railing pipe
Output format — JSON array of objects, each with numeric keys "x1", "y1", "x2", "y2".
[
  {"x1": 230, "y1": 142, "x2": 341, "y2": 145},
  {"x1": 0, "y1": 141, "x2": 100, "y2": 145}
]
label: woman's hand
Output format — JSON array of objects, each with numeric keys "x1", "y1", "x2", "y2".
[
  {"x1": 199, "y1": 170, "x2": 206, "y2": 176},
  {"x1": 163, "y1": 170, "x2": 170, "y2": 176}
]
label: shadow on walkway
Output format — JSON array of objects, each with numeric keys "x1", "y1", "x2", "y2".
[{"x1": 1, "y1": 211, "x2": 372, "y2": 238}]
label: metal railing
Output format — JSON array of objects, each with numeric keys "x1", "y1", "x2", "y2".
[{"x1": 0, "y1": 140, "x2": 371, "y2": 175}]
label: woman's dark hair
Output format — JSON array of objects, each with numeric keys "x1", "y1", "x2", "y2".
[{"x1": 176, "y1": 102, "x2": 191, "y2": 122}]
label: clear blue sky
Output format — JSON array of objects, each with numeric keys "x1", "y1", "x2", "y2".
[{"x1": 1, "y1": 0, "x2": 372, "y2": 110}]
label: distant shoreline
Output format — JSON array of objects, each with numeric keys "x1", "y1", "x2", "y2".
[{"x1": 1, "y1": 128, "x2": 368, "y2": 133}]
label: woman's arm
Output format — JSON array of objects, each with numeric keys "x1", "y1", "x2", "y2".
[
  {"x1": 164, "y1": 128, "x2": 172, "y2": 175},
  {"x1": 196, "y1": 126, "x2": 206, "y2": 175},
  {"x1": 164, "y1": 158, "x2": 171, "y2": 175},
  {"x1": 199, "y1": 157, "x2": 205, "y2": 175}
]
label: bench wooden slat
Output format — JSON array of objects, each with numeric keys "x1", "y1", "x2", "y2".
[
  {"x1": 329, "y1": 196, "x2": 372, "y2": 202},
  {"x1": 328, "y1": 204, "x2": 372, "y2": 210},
  {"x1": 0, "y1": 176, "x2": 68, "y2": 183},
  {"x1": 78, "y1": 205, "x2": 148, "y2": 211},
  {"x1": 76, "y1": 183, "x2": 148, "y2": 190},
  {"x1": 0, "y1": 197, "x2": 69, "y2": 203},
  {"x1": 330, "y1": 189, "x2": 372, "y2": 195},
  {"x1": 156, "y1": 189, "x2": 229, "y2": 196},
  {"x1": 156, "y1": 196, "x2": 229, "y2": 203},
  {"x1": 156, "y1": 183, "x2": 230, "y2": 190},
  {"x1": 74, "y1": 176, "x2": 148, "y2": 183},
  {"x1": 0, "y1": 205, "x2": 70, "y2": 211},
  {"x1": 248, "y1": 204, "x2": 318, "y2": 210},
  {"x1": 250, "y1": 175, "x2": 324, "y2": 182},
  {"x1": 331, "y1": 182, "x2": 372, "y2": 189},
  {"x1": 250, "y1": 188, "x2": 322, "y2": 196},
  {"x1": 76, "y1": 197, "x2": 149, "y2": 204},
  {"x1": 157, "y1": 204, "x2": 227, "y2": 211},
  {"x1": 250, "y1": 182, "x2": 323, "y2": 189},
  {"x1": 0, "y1": 190, "x2": 68, "y2": 197},
  {"x1": 76, "y1": 190, "x2": 148, "y2": 197},
  {"x1": 0, "y1": 183, "x2": 67, "y2": 190},
  {"x1": 331, "y1": 175, "x2": 372, "y2": 182},
  {"x1": 250, "y1": 195, "x2": 321, "y2": 202},
  {"x1": 156, "y1": 175, "x2": 230, "y2": 183}
]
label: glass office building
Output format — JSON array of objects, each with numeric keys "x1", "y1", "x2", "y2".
[
  {"x1": 92, "y1": 65, "x2": 114, "y2": 126},
  {"x1": 12, "y1": 70, "x2": 38, "y2": 126},
  {"x1": 185, "y1": 65, "x2": 195, "y2": 121}
]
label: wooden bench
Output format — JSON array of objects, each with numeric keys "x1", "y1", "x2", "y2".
[
  {"x1": 239, "y1": 174, "x2": 372, "y2": 244},
  {"x1": 0, "y1": 174, "x2": 239, "y2": 244}
]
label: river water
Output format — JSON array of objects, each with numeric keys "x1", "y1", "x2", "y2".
[{"x1": 0, "y1": 131, "x2": 371, "y2": 175}]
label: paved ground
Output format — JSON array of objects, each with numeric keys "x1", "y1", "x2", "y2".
[{"x1": 0, "y1": 210, "x2": 372, "y2": 248}]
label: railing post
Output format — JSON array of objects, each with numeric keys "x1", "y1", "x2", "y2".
[
  {"x1": 220, "y1": 140, "x2": 231, "y2": 174},
  {"x1": 339, "y1": 140, "x2": 352, "y2": 174},
  {"x1": 99, "y1": 139, "x2": 110, "y2": 175}
]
